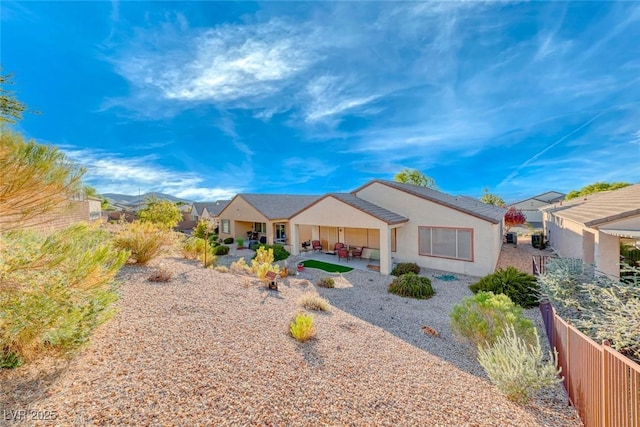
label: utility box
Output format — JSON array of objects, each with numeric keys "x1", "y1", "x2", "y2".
[{"x1": 505, "y1": 232, "x2": 517, "y2": 245}]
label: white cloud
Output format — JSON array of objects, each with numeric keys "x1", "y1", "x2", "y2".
[{"x1": 61, "y1": 147, "x2": 241, "y2": 201}]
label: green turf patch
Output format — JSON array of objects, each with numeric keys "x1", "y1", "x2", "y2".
[{"x1": 301, "y1": 260, "x2": 353, "y2": 273}]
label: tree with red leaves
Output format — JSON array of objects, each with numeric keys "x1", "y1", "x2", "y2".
[{"x1": 504, "y1": 207, "x2": 527, "y2": 232}]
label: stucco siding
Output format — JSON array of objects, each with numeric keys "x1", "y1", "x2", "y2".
[
  {"x1": 356, "y1": 182, "x2": 501, "y2": 276},
  {"x1": 219, "y1": 197, "x2": 268, "y2": 238},
  {"x1": 291, "y1": 197, "x2": 389, "y2": 229},
  {"x1": 596, "y1": 231, "x2": 621, "y2": 278},
  {"x1": 545, "y1": 216, "x2": 584, "y2": 259}
]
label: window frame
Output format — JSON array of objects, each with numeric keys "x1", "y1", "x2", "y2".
[
  {"x1": 221, "y1": 219, "x2": 230, "y2": 234},
  {"x1": 418, "y1": 226, "x2": 474, "y2": 262}
]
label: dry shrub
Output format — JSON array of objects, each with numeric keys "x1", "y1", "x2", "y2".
[
  {"x1": 148, "y1": 266, "x2": 173, "y2": 282},
  {"x1": 215, "y1": 265, "x2": 230, "y2": 273},
  {"x1": 297, "y1": 292, "x2": 330, "y2": 311},
  {"x1": 112, "y1": 221, "x2": 173, "y2": 265}
]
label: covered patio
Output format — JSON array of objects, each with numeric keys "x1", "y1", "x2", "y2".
[{"x1": 294, "y1": 248, "x2": 381, "y2": 273}]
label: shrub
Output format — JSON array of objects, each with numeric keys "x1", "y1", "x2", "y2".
[
  {"x1": 290, "y1": 312, "x2": 316, "y2": 342},
  {"x1": 215, "y1": 265, "x2": 230, "y2": 273},
  {"x1": 391, "y1": 262, "x2": 421, "y2": 276},
  {"x1": 192, "y1": 220, "x2": 212, "y2": 239},
  {"x1": 540, "y1": 258, "x2": 640, "y2": 362},
  {"x1": 223, "y1": 237, "x2": 234, "y2": 244},
  {"x1": 138, "y1": 196, "x2": 182, "y2": 229},
  {"x1": 478, "y1": 325, "x2": 562, "y2": 404},
  {"x1": 236, "y1": 237, "x2": 245, "y2": 247},
  {"x1": 213, "y1": 245, "x2": 230, "y2": 256},
  {"x1": 182, "y1": 237, "x2": 206, "y2": 260},
  {"x1": 251, "y1": 244, "x2": 290, "y2": 262},
  {"x1": 113, "y1": 221, "x2": 172, "y2": 265},
  {"x1": 469, "y1": 267, "x2": 540, "y2": 308},
  {"x1": 450, "y1": 292, "x2": 535, "y2": 348},
  {"x1": 208, "y1": 234, "x2": 219, "y2": 246},
  {"x1": 148, "y1": 266, "x2": 173, "y2": 282},
  {"x1": 248, "y1": 241, "x2": 261, "y2": 251},
  {"x1": 0, "y1": 224, "x2": 128, "y2": 365},
  {"x1": 298, "y1": 292, "x2": 330, "y2": 311},
  {"x1": 230, "y1": 258, "x2": 252, "y2": 275},
  {"x1": 250, "y1": 247, "x2": 280, "y2": 280},
  {"x1": 317, "y1": 277, "x2": 335, "y2": 288},
  {"x1": 388, "y1": 273, "x2": 434, "y2": 299}
]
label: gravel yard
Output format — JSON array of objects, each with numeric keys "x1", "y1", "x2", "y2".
[{"x1": 1, "y1": 244, "x2": 581, "y2": 426}]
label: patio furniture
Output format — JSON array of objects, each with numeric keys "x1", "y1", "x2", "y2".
[
  {"x1": 337, "y1": 248, "x2": 350, "y2": 262},
  {"x1": 312, "y1": 240, "x2": 322, "y2": 252},
  {"x1": 351, "y1": 246, "x2": 363, "y2": 259},
  {"x1": 334, "y1": 242, "x2": 345, "y2": 251}
]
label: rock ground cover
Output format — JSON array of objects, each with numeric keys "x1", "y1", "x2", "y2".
[{"x1": 0, "y1": 240, "x2": 581, "y2": 426}]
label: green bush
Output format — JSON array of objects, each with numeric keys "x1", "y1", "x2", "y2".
[
  {"x1": 112, "y1": 221, "x2": 173, "y2": 265},
  {"x1": 290, "y1": 312, "x2": 316, "y2": 342},
  {"x1": 223, "y1": 237, "x2": 234, "y2": 244},
  {"x1": 252, "y1": 244, "x2": 289, "y2": 262},
  {"x1": 192, "y1": 220, "x2": 210, "y2": 239},
  {"x1": 208, "y1": 234, "x2": 219, "y2": 246},
  {"x1": 213, "y1": 245, "x2": 230, "y2": 256},
  {"x1": 317, "y1": 277, "x2": 335, "y2": 288},
  {"x1": 0, "y1": 224, "x2": 128, "y2": 365},
  {"x1": 248, "y1": 241, "x2": 261, "y2": 251},
  {"x1": 469, "y1": 266, "x2": 540, "y2": 308},
  {"x1": 391, "y1": 262, "x2": 421, "y2": 276},
  {"x1": 450, "y1": 292, "x2": 535, "y2": 348},
  {"x1": 388, "y1": 273, "x2": 434, "y2": 299},
  {"x1": 236, "y1": 238, "x2": 245, "y2": 247},
  {"x1": 477, "y1": 325, "x2": 562, "y2": 403}
]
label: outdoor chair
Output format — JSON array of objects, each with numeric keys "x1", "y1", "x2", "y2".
[
  {"x1": 312, "y1": 240, "x2": 323, "y2": 252},
  {"x1": 337, "y1": 248, "x2": 350, "y2": 262},
  {"x1": 351, "y1": 246, "x2": 363, "y2": 259},
  {"x1": 334, "y1": 242, "x2": 345, "y2": 252}
]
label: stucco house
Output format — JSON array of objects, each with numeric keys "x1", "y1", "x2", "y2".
[
  {"x1": 191, "y1": 200, "x2": 230, "y2": 224},
  {"x1": 217, "y1": 194, "x2": 320, "y2": 245},
  {"x1": 510, "y1": 191, "x2": 565, "y2": 228},
  {"x1": 289, "y1": 180, "x2": 506, "y2": 276},
  {"x1": 541, "y1": 184, "x2": 640, "y2": 278}
]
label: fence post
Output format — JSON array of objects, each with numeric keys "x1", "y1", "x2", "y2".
[{"x1": 601, "y1": 340, "x2": 610, "y2": 427}]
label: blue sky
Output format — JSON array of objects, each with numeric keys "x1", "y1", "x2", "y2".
[{"x1": 3, "y1": 1, "x2": 639, "y2": 202}]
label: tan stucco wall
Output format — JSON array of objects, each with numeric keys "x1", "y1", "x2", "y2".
[
  {"x1": 595, "y1": 231, "x2": 620, "y2": 278},
  {"x1": 356, "y1": 182, "x2": 502, "y2": 277},
  {"x1": 290, "y1": 196, "x2": 394, "y2": 274},
  {"x1": 219, "y1": 197, "x2": 268, "y2": 239}
]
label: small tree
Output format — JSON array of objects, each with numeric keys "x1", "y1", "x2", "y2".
[
  {"x1": 394, "y1": 168, "x2": 438, "y2": 189},
  {"x1": 504, "y1": 207, "x2": 526, "y2": 232},
  {"x1": 480, "y1": 188, "x2": 506, "y2": 207},
  {"x1": 138, "y1": 195, "x2": 182, "y2": 229},
  {"x1": 565, "y1": 182, "x2": 631, "y2": 200}
]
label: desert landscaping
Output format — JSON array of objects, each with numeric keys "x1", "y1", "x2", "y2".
[{"x1": 0, "y1": 237, "x2": 581, "y2": 427}]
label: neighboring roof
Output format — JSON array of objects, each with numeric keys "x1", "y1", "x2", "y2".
[
  {"x1": 295, "y1": 193, "x2": 409, "y2": 225},
  {"x1": 193, "y1": 200, "x2": 230, "y2": 216},
  {"x1": 234, "y1": 194, "x2": 321, "y2": 220},
  {"x1": 510, "y1": 191, "x2": 565, "y2": 206},
  {"x1": 541, "y1": 184, "x2": 640, "y2": 227},
  {"x1": 354, "y1": 180, "x2": 506, "y2": 224}
]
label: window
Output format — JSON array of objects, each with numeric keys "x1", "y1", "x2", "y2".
[
  {"x1": 253, "y1": 222, "x2": 266, "y2": 233},
  {"x1": 221, "y1": 219, "x2": 230, "y2": 234},
  {"x1": 418, "y1": 226, "x2": 473, "y2": 261}
]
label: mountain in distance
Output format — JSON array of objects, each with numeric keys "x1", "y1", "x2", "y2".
[{"x1": 101, "y1": 192, "x2": 193, "y2": 210}]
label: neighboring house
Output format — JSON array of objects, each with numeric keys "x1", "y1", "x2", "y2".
[
  {"x1": 191, "y1": 200, "x2": 230, "y2": 224},
  {"x1": 541, "y1": 184, "x2": 640, "y2": 278},
  {"x1": 510, "y1": 191, "x2": 565, "y2": 228},
  {"x1": 290, "y1": 180, "x2": 505, "y2": 276},
  {"x1": 217, "y1": 194, "x2": 320, "y2": 245}
]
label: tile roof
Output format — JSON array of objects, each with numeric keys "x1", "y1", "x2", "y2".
[
  {"x1": 540, "y1": 184, "x2": 640, "y2": 227},
  {"x1": 358, "y1": 180, "x2": 506, "y2": 224},
  {"x1": 240, "y1": 194, "x2": 321, "y2": 220},
  {"x1": 325, "y1": 193, "x2": 409, "y2": 224},
  {"x1": 510, "y1": 191, "x2": 565, "y2": 206},
  {"x1": 193, "y1": 200, "x2": 230, "y2": 216}
]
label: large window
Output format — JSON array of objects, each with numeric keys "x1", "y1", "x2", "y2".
[
  {"x1": 419, "y1": 227, "x2": 473, "y2": 261},
  {"x1": 221, "y1": 219, "x2": 230, "y2": 234},
  {"x1": 253, "y1": 222, "x2": 266, "y2": 233}
]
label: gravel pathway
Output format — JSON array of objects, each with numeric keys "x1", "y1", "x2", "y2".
[{"x1": 1, "y1": 253, "x2": 581, "y2": 426}]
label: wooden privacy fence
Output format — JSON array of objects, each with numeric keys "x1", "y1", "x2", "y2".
[{"x1": 540, "y1": 302, "x2": 640, "y2": 427}]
